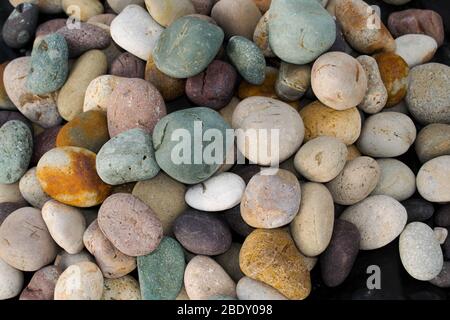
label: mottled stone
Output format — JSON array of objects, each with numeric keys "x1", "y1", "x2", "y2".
[
  {"x1": 101, "y1": 276, "x2": 141, "y2": 300},
  {"x1": 395, "y1": 34, "x2": 437, "y2": 68},
  {"x1": 18, "y1": 167, "x2": 51, "y2": 209},
  {"x1": 2, "y1": 3, "x2": 39, "y2": 49},
  {"x1": 357, "y1": 55, "x2": 388, "y2": 114},
  {"x1": 19, "y1": 266, "x2": 61, "y2": 300},
  {"x1": 275, "y1": 63, "x2": 310, "y2": 102},
  {"x1": 417, "y1": 156, "x2": 450, "y2": 203}
]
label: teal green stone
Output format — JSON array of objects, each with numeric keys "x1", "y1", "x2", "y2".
[
  {"x1": 153, "y1": 107, "x2": 231, "y2": 184},
  {"x1": 153, "y1": 16, "x2": 224, "y2": 78},
  {"x1": 226, "y1": 36, "x2": 266, "y2": 85},
  {"x1": 96, "y1": 128, "x2": 160, "y2": 185},
  {"x1": 26, "y1": 33, "x2": 69, "y2": 95},
  {"x1": 269, "y1": 0, "x2": 336, "y2": 64},
  {"x1": 0, "y1": 120, "x2": 33, "y2": 184},
  {"x1": 137, "y1": 237, "x2": 185, "y2": 300}
]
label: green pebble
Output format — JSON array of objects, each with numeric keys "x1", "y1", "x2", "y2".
[
  {"x1": 226, "y1": 36, "x2": 266, "y2": 85},
  {"x1": 152, "y1": 107, "x2": 231, "y2": 184},
  {"x1": 96, "y1": 128, "x2": 160, "y2": 185},
  {"x1": 27, "y1": 33, "x2": 69, "y2": 94},
  {"x1": 137, "y1": 237, "x2": 186, "y2": 300},
  {"x1": 0, "y1": 120, "x2": 33, "y2": 184},
  {"x1": 153, "y1": 16, "x2": 224, "y2": 78}
]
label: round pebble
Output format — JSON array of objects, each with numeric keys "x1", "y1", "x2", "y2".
[
  {"x1": 415, "y1": 124, "x2": 450, "y2": 163},
  {"x1": 416, "y1": 156, "x2": 450, "y2": 203},
  {"x1": 402, "y1": 198, "x2": 435, "y2": 223},
  {"x1": 395, "y1": 34, "x2": 437, "y2": 68}
]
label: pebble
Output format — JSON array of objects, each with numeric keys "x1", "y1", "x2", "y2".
[
  {"x1": 232, "y1": 97, "x2": 304, "y2": 165},
  {"x1": 371, "y1": 159, "x2": 416, "y2": 202},
  {"x1": 184, "y1": 255, "x2": 236, "y2": 300},
  {"x1": 416, "y1": 156, "x2": 450, "y2": 203},
  {"x1": 215, "y1": 243, "x2": 245, "y2": 282},
  {"x1": 83, "y1": 75, "x2": 121, "y2": 113},
  {"x1": 326, "y1": 156, "x2": 380, "y2": 205},
  {"x1": 237, "y1": 277, "x2": 287, "y2": 300},
  {"x1": 185, "y1": 172, "x2": 245, "y2": 212},
  {"x1": 356, "y1": 112, "x2": 416, "y2": 157},
  {"x1": 27, "y1": 33, "x2": 69, "y2": 95},
  {"x1": 240, "y1": 229, "x2": 311, "y2": 300},
  {"x1": 106, "y1": 78, "x2": 166, "y2": 137},
  {"x1": 42, "y1": 200, "x2": 86, "y2": 254},
  {"x1": 137, "y1": 237, "x2": 185, "y2": 300},
  {"x1": 211, "y1": 0, "x2": 261, "y2": 39},
  {"x1": 101, "y1": 276, "x2": 141, "y2": 300},
  {"x1": 429, "y1": 262, "x2": 450, "y2": 288},
  {"x1": 56, "y1": 110, "x2": 109, "y2": 153},
  {"x1": 406, "y1": 63, "x2": 450, "y2": 125},
  {"x1": 58, "y1": 50, "x2": 108, "y2": 121},
  {"x1": 173, "y1": 209, "x2": 232, "y2": 255},
  {"x1": 145, "y1": 0, "x2": 196, "y2": 27},
  {"x1": 54, "y1": 250, "x2": 95, "y2": 272},
  {"x1": 0, "y1": 120, "x2": 33, "y2": 184},
  {"x1": 0, "y1": 207, "x2": 58, "y2": 271},
  {"x1": 299, "y1": 101, "x2": 361, "y2": 145},
  {"x1": 19, "y1": 265, "x2": 61, "y2": 300},
  {"x1": 294, "y1": 136, "x2": 348, "y2": 183},
  {"x1": 132, "y1": 172, "x2": 187, "y2": 235},
  {"x1": 83, "y1": 220, "x2": 136, "y2": 278},
  {"x1": 153, "y1": 16, "x2": 224, "y2": 78},
  {"x1": 395, "y1": 35, "x2": 437, "y2": 68},
  {"x1": 290, "y1": 182, "x2": 335, "y2": 257},
  {"x1": 0, "y1": 63, "x2": 15, "y2": 110},
  {"x1": 153, "y1": 107, "x2": 231, "y2": 184},
  {"x1": 415, "y1": 124, "x2": 450, "y2": 163},
  {"x1": 435, "y1": 205, "x2": 450, "y2": 227},
  {"x1": 253, "y1": 11, "x2": 275, "y2": 58},
  {"x1": 241, "y1": 169, "x2": 300, "y2": 228},
  {"x1": 185, "y1": 60, "x2": 237, "y2": 109},
  {"x1": 36, "y1": 146, "x2": 111, "y2": 207},
  {"x1": 145, "y1": 54, "x2": 186, "y2": 101},
  {"x1": 10, "y1": 0, "x2": 63, "y2": 14},
  {"x1": 2, "y1": 3, "x2": 39, "y2": 49},
  {"x1": 0, "y1": 257, "x2": 24, "y2": 300},
  {"x1": 402, "y1": 198, "x2": 434, "y2": 223},
  {"x1": 275, "y1": 63, "x2": 311, "y2": 102},
  {"x1": 399, "y1": 222, "x2": 444, "y2": 281},
  {"x1": 357, "y1": 55, "x2": 388, "y2": 114},
  {"x1": 96, "y1": 128, "x2": 159, "y2": 185},
  {"x1": 320, "y1": 219, "x2": 360, "y2": 287},
  {"x1": 110, "y1": 5, "x2": 163, "y2": 61},
  {"x1": 61, "y1": 0, "x2": 104, "y2": 22},
  {"x1": 335, "y1": 0, "x2": 395, "y2": 54},
  {"x1": 98, "y1": 193, "x2": 163, "y2": 257},
  {"x1": 54, "y1": 261, "x2": 104, "y2": 300},
  {"x1": 31, "y1": 125, "x2": 62, "y2": 165},
  {"x1": 3, "y1": 57, "x2": 62, "y2": 128},
  {"x1": 434, "y1": 227, "x2": 448, "y2": 245},
  {"x1": 388, "y1": 9, "x2": 444, "y2": 46},
  {"x1": 311, "y1": 52, "x2": 367, "y2": 111},
  {"x1": 57, "y1": 23, "x2": 111, "y2": 58},
  {"x1": 374, "y1": 52, "x2": 409, "y2": 107},
  {"x1": 107, "y1": 0, "x2": 145, "y2": 13},
  {"x1": 340, "y1": 195, "x2": 407, "y2": 250},
  {"x1": 19, "y1": 167, "x2": 51, "y2": 208},
  {"x1": 268, "y1": 0, "x2": 336, "y2": 65},
  {"x1": 110, "y1": 53, "x2": 145, "y2": 79}
]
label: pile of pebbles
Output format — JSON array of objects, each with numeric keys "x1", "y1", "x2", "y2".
[{"x1": 0, "y1": 0, "x2": 449, "y2": 300}]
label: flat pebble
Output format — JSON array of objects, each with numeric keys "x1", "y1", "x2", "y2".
[
  {"x1": 37, "y1": 147, "x2": 111, "y2": 207},
  {"x1": 54, "y1": 261, "x2": 104, "y2": 300},
  {"x1": 340, "y1": 195, "x2": 407, "y2": 250},
  {"x1": 241, "y1": 169, "x2": 301, "y2": 229},
  {"x1": 0, "y1": 257, "x2": 24, "y2": 300},
  {"x1": 83, "y1": 220, "x2": 136, "y2": 278},
  {"x1": 185, "y1": 172, "x2": 245, "y2": 212},
  {"x1": 173, "y1": 209, "x2": 232, "y2": 255},
  {"x1": 290, "y1": 182, "x2": 334, "y2": 257},
  {"x1": 415, "y1": 124, "x2": 450, "y2": 163},
  {"x1": 96, "y1": 128, "x2": 159, "y2": 185},
  {"x1": 101, "y1": 276, "x2": 141, "y2": 300},
  {"x1": 416, "y1": 156, "x2": 450, "y2": 203},
  {"x1": 0, "y1": 62, "x2": 15, "y2": 110},
  {"x1": 399, "y1": 222, "x2": 443, "y2": 281},
  {"x1": 19, "y1": 167, "x2": 51, "y2": 208},
  {"x1": 35, "y1": 19, "x2": 67, "y2": 38},
  {"x1": 137, "y1": 237, "x2": 185, "y2": 300},
  {"x1": 83, "y1": 75, "x2": 122, "y2": 113},
  {"x1": 237, "y1": 277, "x2": 287, "y2": 300},
  {"x1": 184, "y1": 255, "x2": 236, "y2": 300},
  {"x1": 371, "y1": 159, "x2": 416, "y2": 202},
  {"x1": 0, "y1": 120, "x2": 33, "y2": 184},
  {"x1": 240, "y1": 229, "x2": 311, "y2": 300},
  {"x1": 253, "y1": 11, "x2": 275, "y2": 58},
  {"x1": 19, "y1": 265, "x2": 60, "y2": 300},
  {"x1": 0, "y1": 182, "x2": 26, "y2": 206},
  {"x1": 0, "y1": 207, "x2": 58, "y2": 271}
]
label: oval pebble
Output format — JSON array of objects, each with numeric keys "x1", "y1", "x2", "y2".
[
  {"x1": 2, "y1": 3, "x2": 39, "y2": 49},
  {"x1": 0, "y1": 257, "x2": 24, "y2": 300},
  {"x1": 237, "y1": 277, "x2": 287, "y2": 300},
  {"x1": 137, "y1": 237, "x2": 185, "y2": 300},
  {"x1": 402, "y1": 198, "x2": 435, "y2": 223},
  {"x1": 185, "y1": 172, "x2": 245, "y2": 212},
  {"x1": 173, "y1": 209, "x2": 232, "y2": 255},
  {"x1": 399, "y1": 222, "x2": 444, "y2": 281},
  {"x1": 395, "y1": 34, "x2": 437, "y2": 68},
  {"x1": 340, "y1": 195, "x2": 407, "y2": 250},
  {"x1": 83, "y1": 75, "x2": 122, "y2": 113},
  {"x1": 416, "y1": 156, "x2": 450, "y2": 203},
  {"x1": 415, "y1": 124, "x2": 450, "y2": 163}
]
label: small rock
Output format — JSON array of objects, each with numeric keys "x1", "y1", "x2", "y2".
[
  {"x1": 275, "y1": 62, "x2": 311, "y2": 102},
  {"x1": 415, "y1": 124, "x2": 450, "y2": 163},
  {"x1": 19, "y1": 266, "x2": 61, "y2": 300},
  {"x1": 357, "y1": 55, "x2": 388, "y2": 114},
  {"x1": 2, "y1": 3, "x2": 39, "y2": 49},
  {"x1": 402, "y1": 198, "x2": 435, "y2": 223},
  {"x1": 31, "y1": 125, "x2": 62, "y2": 165},
  {"x1": 417, "y1": 156, "x2": 450, "y2": 203},
  {"x1": 223, "y1": 205, "x2": 255, "y2": 237},
  {"x1": 395, "y1": 34, "x2": 437, "y2": 68},
  {"x1": 110, "y1": 53, "x2": 145, "y2": 78},
  {"x1": 19, "y1": 167, "x2": 51, "y2": 209},
  {"x1": 0, "y1": 257, "x2": 24, "y2": 300},
  {"x1": 435, "y1": 205, "x2": 450, "y2": 227},
  {"x1": 101, "y1": 276, "x2": 141, "y2": 300},
  {"x1": 433, "y1": 227, "x2": 448, "y2": 245}
]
